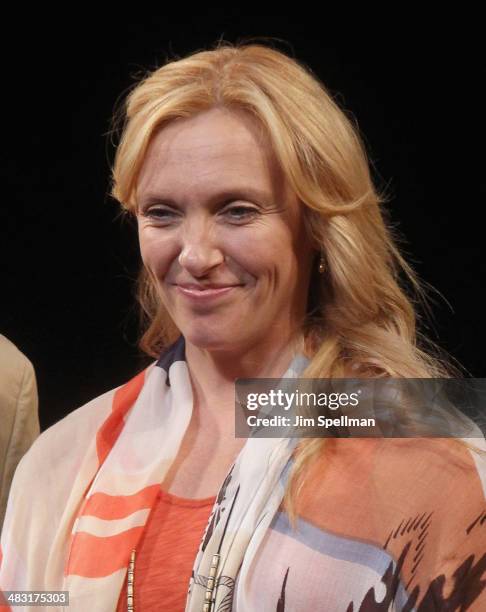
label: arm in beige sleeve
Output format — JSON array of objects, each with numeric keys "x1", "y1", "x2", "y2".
[{"x1": 0, "y1": 335, "x2": 40, "y2": 530}]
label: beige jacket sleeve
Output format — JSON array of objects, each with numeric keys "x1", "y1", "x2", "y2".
[{"x1": 0, "y1": 335, "x2": 40, "y2": 530}]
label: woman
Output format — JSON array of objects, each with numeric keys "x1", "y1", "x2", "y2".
[{"x1": 1, "y1": 42, "x2": 485, "y2": 611}]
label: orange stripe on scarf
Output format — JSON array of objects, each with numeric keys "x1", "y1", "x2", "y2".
[
  {"x1": 64, "y1": 368, "x2": 154, "y2": 579},
  {"x1": 80, "y1": 485, "x2": 161, "y2": 520},
  {"x1": 66, "y1": 527, "x2": 144, "y2": 577},
  {"x1": 96, "y1": 369, "x2": 146, "y2": 465}
]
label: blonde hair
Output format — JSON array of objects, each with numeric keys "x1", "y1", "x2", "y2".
[{"x1": 109, "y1": 40, "x2": 485, "y2": 523}]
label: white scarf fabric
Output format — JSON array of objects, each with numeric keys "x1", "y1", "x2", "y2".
[{"x1": 0, "y1": 336, "x2": 308, "y2": 611}]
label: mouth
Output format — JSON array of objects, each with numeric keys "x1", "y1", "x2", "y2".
[{"x1": 173, "y1": 284, "x2": 242, "y2": 301}]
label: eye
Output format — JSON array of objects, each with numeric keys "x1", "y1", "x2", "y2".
[
  {"x1": 222, "y1": 204, "x2": 260, "y2": 223},
  {"x1": 142, "y1": 207, "x2": 178, "y2": 223}
]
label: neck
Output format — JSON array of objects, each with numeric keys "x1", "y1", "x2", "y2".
[{"x1": 184, "y1": 331, "x2": 305, "y2": 417}]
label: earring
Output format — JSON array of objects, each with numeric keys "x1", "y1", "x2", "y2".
[{"x1": 318, "y1": 253, "x2": 326, "y2": 274}]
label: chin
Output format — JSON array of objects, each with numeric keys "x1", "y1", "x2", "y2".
[
  {"x1": 181, "y1": 324, "x2": 247, "y2": 353},
  {"x1": 182, "y1": 324, "x2": 226, "y2": 349}
]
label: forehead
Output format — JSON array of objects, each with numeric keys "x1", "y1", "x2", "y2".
[{"x1": 136, "y1": 107, "x2": 288, "y2": 205}]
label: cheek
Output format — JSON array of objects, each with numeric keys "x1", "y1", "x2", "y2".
[
  {"x1": 226, "y1": 225, "x2": 295, "y2": 278},
  {"x1": 247, "y1": 237, "x2": 299, "y2": 280},
  {"x1": 138, "y1": 232, "x2": 176, "y2": 278}
]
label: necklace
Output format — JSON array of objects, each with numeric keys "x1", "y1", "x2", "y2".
[
  {"x1": 202, "y1": 553, "x2": 221, "y2": 612},
  {"x1": 127, "y1": 548, "x2": 136, "y2": 611}
]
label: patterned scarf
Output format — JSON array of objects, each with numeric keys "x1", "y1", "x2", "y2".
[{"x1": 0, "y1": 336, "x2": 308, "y2": 611}]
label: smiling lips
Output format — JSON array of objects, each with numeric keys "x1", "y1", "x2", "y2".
[{"x1": 174, "y1": 283, "x2": 241, "y2": 300}]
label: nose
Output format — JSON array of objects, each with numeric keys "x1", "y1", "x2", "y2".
[{"x1": 177, "y1": 219, "x2": 225, "y2": 277}]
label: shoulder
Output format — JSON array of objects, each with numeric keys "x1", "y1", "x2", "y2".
[
  {"x1": 373, "y1": 435, "x2": 486, "y2": 468},
  {"x1": 0, "y1": 363, "x2": 156, "y2": 590},
  {"x1": 296, "y1": 437, "x2": 486, "y2": 525},
  {"x1": 0, "y1": 335, "x2": 37, "y2": 408},
  {"x1": 12, "y1": 362, "x2": 155, "y2": 493},
  {"x1": 0, "y1": 334, "x2": 33, "y2": 372},
  {"x1": 10, "y1": 385, "x2": 115, "y2": 497},
  {"x1": 0, "y1": 383, "x2": 117, "y2": 580},
  {"x1": 303, "y1": 437, "x2": 486, "y2": 480},
  {"x1": 373, "y1": 437, "x2": 486, "y2": 489}
]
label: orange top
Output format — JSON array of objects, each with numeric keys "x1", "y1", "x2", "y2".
[{"x1": 116, "y1": 488, "x2": 216, "y2": 612}]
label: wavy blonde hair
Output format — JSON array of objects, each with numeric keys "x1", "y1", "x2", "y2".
[{"x1": 109, "y1": 40, "x2": 484, "y2": 523}]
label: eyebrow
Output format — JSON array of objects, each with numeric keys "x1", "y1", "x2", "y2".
[{"x1": 138, "y1": 187, "x2": 273, "y2": 210}]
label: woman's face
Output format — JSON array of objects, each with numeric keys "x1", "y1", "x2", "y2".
[{"x1": 136, "y1": 107, "x2": 316, "y2": 354}]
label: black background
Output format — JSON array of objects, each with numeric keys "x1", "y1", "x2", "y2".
[{"x1": 2, "y1": 20, "x2": 484, "y2": 430}]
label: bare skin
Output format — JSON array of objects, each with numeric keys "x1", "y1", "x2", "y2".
[
  {"x1": 161, "y1": 338, "x2": 305, "y2": 498},
  {"x1": 137, "y1": 107, "x2": 315, "y2": 498}
]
